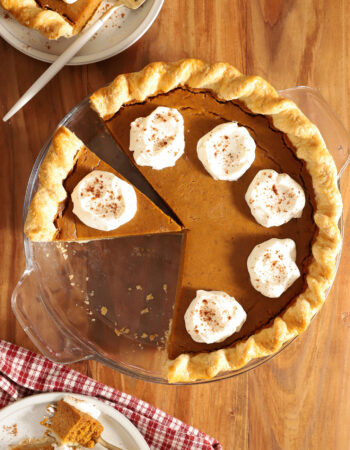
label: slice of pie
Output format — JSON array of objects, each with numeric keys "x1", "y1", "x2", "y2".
[
  {"x1": 10, "y1": 396, "x2": 103, "y2": 449},
  {"x1": 0, "y1": 0, "x2": 102, "y2": 39},
  {"x1": 24, "y1": 126, "x2": 182, "y2": 242},
  {"x1": 90, "y1": 59, "x2": 342, "y2": 382},
  {"x1": 41, "y1": 397, "x2": 103, "y2": 448}
]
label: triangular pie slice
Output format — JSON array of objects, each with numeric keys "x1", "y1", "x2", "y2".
[
  {"x1": 0, "y1": 0, "x2": 102, "y2": 39},
  {"x1": 24, "y1": 126, "x2": 182, "y2": 242}
]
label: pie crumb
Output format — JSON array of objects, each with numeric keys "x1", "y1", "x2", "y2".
[
  {"x1": 2, "y1": 423, "x2": 18, "y2": 436},
  {"x1": 136, "y1": 285, "x2": 143, "y2": 290},
  {"x1": 146, "y1": 293, "x2": 154, "y2": 301},
  {"x1": 114, "y1": 327, "x2": 130, "y2": 336},
  {"x1": 141, "y1": 307, "x2": 149, "y2": 315},
  {"x1": 163, "y1": 284, "x2": 168, "y2": 293},
  {"x1": 100, "y1": 306, "x2": 108, "y2": 316},
  {"x1": 149, "y1": 334, "x2": 158, "y2": 341}
]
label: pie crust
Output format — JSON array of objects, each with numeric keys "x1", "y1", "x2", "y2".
[
  {"x1": 25, "y1": 126, "x2": 83, "y2": 241},
  {"x1": 91, "y1": 59, "x2": 342, "y2": 382},
  {"x1": 0, "y1": 0, "x2": 74, "y2": 39}
]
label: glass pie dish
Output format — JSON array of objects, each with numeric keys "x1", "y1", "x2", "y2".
[{"x1": 12, "y1": 87, "x2": 349, "y2": 385}]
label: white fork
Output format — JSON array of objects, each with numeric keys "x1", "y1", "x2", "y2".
[{"x1": 2, "y1": 0, "x2": 146, "y2": 122}]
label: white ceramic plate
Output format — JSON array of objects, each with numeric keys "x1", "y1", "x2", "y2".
[
  {"x1": 0, "y1": 392, "x2": 150, "y2": 449},
  {"x1": 0, "y1": 0, "x2": 163, "y2": 65}
]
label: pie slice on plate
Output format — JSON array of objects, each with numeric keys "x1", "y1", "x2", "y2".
[
  {"x1": 89, "y1": 59, "x2": 342, "y2": 382},
  {"x1": 0, "y1": 0, "x2": 102, "y2": 39},
  {"x1": 24, "y1": 126, "x2": 182, "y2": 242}
]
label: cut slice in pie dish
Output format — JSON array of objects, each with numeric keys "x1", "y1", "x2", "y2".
[
  {"x1": 90, "y1": 59, "x2": 343, "y2": 382},
  {"x1": 24, "y1": 126, "x2": 182, "y2": 242},
  {"x1": 0, "y1": 0, "x2": 102, "y2": 39}
]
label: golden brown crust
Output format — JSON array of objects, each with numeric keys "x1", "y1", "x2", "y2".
[
  {"x1": 24, "y1": 126, "x2": 83, "y2": 241},
  {"x1": 0, "y1": 0, "x2": 73, "y2": 39},
  {"x1": 91, "y1": 59, "x2": 343, "y2": 382}
]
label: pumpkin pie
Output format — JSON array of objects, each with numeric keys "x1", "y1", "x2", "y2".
[
  {"x1": 24, "y1": 126, "x2": 182, "y2": 242},
  {"x1": 89, "y1": 59, "x2": 342, "y2": 382},
  {"x1": 0, "y1": 0, "x2": 102, "y2": 39}
]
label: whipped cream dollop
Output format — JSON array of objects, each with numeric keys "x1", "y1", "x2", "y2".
[
  {"x1": 63, "y1": 395, "x2": 101, "y2": 419},
  {"x1": 245, "y1": 169, "x2": 306, "y2": 227},
  {"x1": 197, "y1": 122, "x2": 256, "y2": 181},
  {"x1": 184, "y1": 290, "x2": 247, "y2": 344},
  {"x1": 247, "y1": 238, "x2": 300, "y2": 298},
  {"x1": 71, "y1": 170, "x2": 137, "y2": 231},
  {"x1": 61, "y1": 0, "x2": 77, "y2": 3},
  {"x1": 129, "y1": 106, "x2": 185, "y2": 170}
]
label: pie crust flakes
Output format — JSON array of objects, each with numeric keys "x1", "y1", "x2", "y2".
[{"x1": 90, "y1": 59, "x2": 342, "y2": 382}]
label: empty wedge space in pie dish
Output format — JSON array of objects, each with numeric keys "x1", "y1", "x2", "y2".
[
  {"x1": 13, "y1": 60, "x2": 347, "y2": 385},
  {"x1": 18, "y1": 109, "x2": 186, "y2": 381}
]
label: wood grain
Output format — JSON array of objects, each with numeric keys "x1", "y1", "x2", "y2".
[{"x1": 0, "y1": 1, "x2": 349, "y2": 449}]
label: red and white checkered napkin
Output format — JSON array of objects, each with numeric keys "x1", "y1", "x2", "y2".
[{"x1": 0, "y1": 339, "x2": 221, "y2": 450}]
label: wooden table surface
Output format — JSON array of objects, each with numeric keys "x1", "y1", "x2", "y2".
[{"x1": 1, "y1": 1, "x2": 349, "y2": 449}]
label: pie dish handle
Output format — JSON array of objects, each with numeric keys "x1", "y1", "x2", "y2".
[{"x1": 11, "y1": 269, "x2": 93, "y2": 364}]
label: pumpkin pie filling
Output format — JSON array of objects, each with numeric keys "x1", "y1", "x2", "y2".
[{"x1": 103, "y1": 87, "x2": 318, "y2": 359}]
